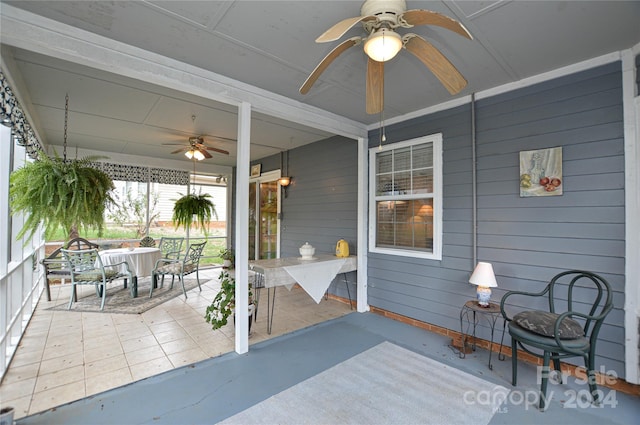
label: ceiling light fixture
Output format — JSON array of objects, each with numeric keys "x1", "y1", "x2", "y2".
[
  {"x1": 185, "y1": 149, "x2": 205, "y2": 161},
  {"x1": 193, "y1": 150, "x2": 205, "y2": 161},
  {"x1": 364, "y1": 28, "x2": 403, "y2": 62}
]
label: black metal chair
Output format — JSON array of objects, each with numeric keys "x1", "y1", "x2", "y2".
[
  {"x1": 500, "y1": 270, "x2": 613, "y2": 410},
  {"x1": 151, "y1": 241, "x2": 206, "y2": 299},
  {"x1": 62, "y1": 248, "x2": 133, "y2": 310}
]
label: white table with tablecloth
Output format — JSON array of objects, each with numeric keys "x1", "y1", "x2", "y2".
[
  {"x1": 98, "y1": 247, "x2": 162, "y2": 297},
  {"x1": 249, "y1": 254, "x2": 357, "y2": 333}
]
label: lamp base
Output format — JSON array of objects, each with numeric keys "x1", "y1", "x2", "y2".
[{"x1": 476, "y1": 286, "x2": 492, "y2": 307}]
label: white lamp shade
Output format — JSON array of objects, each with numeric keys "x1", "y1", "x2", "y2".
[
  {"x1": 364, "y1": 29, "x2": 403, "y2": 62},
  {"x1": 469, "y1": 262, "x2": 498, "y2": 288}
]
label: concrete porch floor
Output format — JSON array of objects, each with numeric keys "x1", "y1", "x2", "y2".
[
  {"x1": 2, "y1": 269, "x2": 639, "y2": 424},
  {"x1": 0, "y1": 268, "x2": 354, "y2": 419},
  {"x1": 9, "y1": 312, "x2": 640, "y2": 424}
]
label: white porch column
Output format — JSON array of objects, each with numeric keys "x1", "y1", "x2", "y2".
[
  {"x1": 235, "y1": 102, "x2": 251, "y2": 354},
  {"x1": 357, "y1": 137, "x2": 369, "y2": 312},
  {"x1": 622, "y1": 47, "x2": 640, "y2": 384}
]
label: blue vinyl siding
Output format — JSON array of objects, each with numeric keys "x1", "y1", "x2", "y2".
[
  {"x1": 247, "y1": 136, "x2": 359, "y2": 299},
  {"x1": 367, "y1": 62, "x2": 626, "y2": 375}
]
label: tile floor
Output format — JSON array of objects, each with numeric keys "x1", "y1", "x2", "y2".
[
  {"x1": 14, "y1": 312, "x2": 640, "y2": 425},
  {"x1": 0, "y1": 269, "x2": 353, "y2": 419}
]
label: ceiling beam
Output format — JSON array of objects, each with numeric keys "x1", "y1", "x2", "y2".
[{"x1": 0, "y1": 4, "x2": 367, "y2": 141}]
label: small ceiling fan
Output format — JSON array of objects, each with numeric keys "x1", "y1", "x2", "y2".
[
  {"x1": 299, "y1": 0, "x2": 472, "y2": 114},
  {"x1": 163, "y1": 135, "x2": 230, "y2": 160}
]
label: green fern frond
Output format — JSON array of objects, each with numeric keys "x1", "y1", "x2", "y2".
[
  {"x1": 9, "y1": 150, "x2": 115, "y2": 242},
  {"x1": 172, "y1": 192, "x2": 217, "y2": 236}
]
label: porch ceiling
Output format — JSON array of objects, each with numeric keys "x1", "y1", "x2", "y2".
[{"x1": 1, "y1": 1, "x2": 638, "y2": 167}]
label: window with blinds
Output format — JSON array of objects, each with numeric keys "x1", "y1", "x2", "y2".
[{"x1": 369, "y1": 133, "x2": 442, "y2": 260}]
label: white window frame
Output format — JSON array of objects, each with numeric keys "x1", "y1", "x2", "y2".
[{"x1": 368, "y1": 133, "x2": 443, "y2": 260}]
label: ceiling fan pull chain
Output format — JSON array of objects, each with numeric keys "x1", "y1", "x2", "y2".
[
  {"x1": 379, "y1": 110, "x2": 387, "y2": 149},
  {"x1": 63, "y1": 93, "x2": 69, "y2": 162},
  {"x1": 192, "y1": 155, "x2": 197, "y2": 194},
  {"x1": 379, "y1": 71, "x2": 386, "y2": 150}
]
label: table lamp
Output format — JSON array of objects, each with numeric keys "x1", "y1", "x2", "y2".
[{"x1": 469, "y1": 262, "x2": 497, "y2": 307}]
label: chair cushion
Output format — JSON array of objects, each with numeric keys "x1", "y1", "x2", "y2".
[
  {"x1": 513, "y1": 310, "x2": 583, "y2": 339},
  {"x1": 157, "y1": 263, "x2": 196, "y2": 275},
  {"x1": 48, "y1": 269, "x2": 72, "y2": 276},
  {"x1": 76, "y1": 269, "x2": 119, "y2": 282},
  {"x1": 508, "y1": 321, "x2": 590, "y2": 350}
]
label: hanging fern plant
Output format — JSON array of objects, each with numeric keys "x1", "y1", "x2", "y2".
[
  {"x1": 172, "y1": 192, "x2": 217, "y2": 235},
  {"x1": 9, "y1": 151, "x2": 114, "y2": 241}
]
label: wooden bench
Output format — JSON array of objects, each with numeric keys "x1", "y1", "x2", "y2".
[{"x1": 41, "y1": 237, "x2": 99, "y2": 301}]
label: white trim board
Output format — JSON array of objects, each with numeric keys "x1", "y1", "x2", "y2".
[{"x1": 622, "y1": 47, "x2": 640, "y2": 385}]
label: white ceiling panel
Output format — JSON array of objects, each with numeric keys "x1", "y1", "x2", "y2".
[
  {"x1": 1, "y1": 0, "x2": 638, "y2": 168},
  {"x1": 466, "y1": 1, "x2": 640, "y2": 79}
]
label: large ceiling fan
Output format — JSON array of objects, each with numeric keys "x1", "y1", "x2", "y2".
[
  {"x1": 163, "y1": 136, "x2": 230, "y2": 161},
  {"x1": 300, "y1": 0, "x2": 472, "y2": 114}
]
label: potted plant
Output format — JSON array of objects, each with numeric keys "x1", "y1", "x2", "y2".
[
  {"x1": 205, "y1": 270, "x2": 254, "y2": 330},
  {"x1": 0, "y1": 406, "x2": 14, "y2": 425},
  {"x1": 219, "y1": 248, "x2": 235, "y2": 269},
  {"x1": 172, "y1": 192, "x2": 217, "y2": 235},
  {"x1": 9, "y1": 151, "x2": 114, "y2": 241}
]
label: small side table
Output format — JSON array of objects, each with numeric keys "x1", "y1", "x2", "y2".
[{"x1": 459, "y1": 300, "x2": 504, "y2": 370}]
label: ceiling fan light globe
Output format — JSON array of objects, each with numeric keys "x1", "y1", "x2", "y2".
[
  {"x1": 194, "y1": 150, "x2": 205, "y2": 161},
  {"x1": 184, "y1": 150, "x2": 194, "y2": 159},
  {"x1": 364, "y1": 29, "x2": 402, "y2": 62}
]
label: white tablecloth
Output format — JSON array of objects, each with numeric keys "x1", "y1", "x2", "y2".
[
  {"x1": 250, "y1": 254, "x2": 357, "y2": 303},
  {"x1": 99, "y1": 247, "x2": 162, "y2": 278}
]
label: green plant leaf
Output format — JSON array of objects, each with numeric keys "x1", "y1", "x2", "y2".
[{"x1": 204, "y1": 270, "x2": 252, "y2": 330}]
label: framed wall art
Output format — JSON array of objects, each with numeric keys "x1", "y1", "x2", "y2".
[
  {"x1": 250, "y1": 163, "x2": 262, "y2": 177},
  {"x1": 519, "y1": 147, "x2": 563, "y2": 197}
]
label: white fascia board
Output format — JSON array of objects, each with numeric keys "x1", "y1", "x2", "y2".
[{"x1": 0, "y1": 48, "x2": 48, "y2": 150}]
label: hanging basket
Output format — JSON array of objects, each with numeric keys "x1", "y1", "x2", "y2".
[
  {"x1": 9, "y1": 152, "x2": 114, "y2": 240},
  {"x1": 9, "y1": 94, "x2": 115, "y2": 241},
  {"x1": 172, "y1": 192, "x2": 217, "y2": 235}
]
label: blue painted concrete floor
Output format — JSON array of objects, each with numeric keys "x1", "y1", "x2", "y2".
[{"x1": 16, "y1": 312, "x2": 640, "y2": 424}]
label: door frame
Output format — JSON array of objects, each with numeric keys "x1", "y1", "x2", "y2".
[{"x1": 249, "y1": 169, "x2": 282, "y2": 259}]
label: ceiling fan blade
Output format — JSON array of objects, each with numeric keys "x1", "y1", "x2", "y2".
[
  {"x1": 201, "y1": 149, "x2": 213, "y2": 159},
  {"x1": 401, "y1": 9, "x2": 473, "y2": 40},
  {"x1": 404, "y1": 34, "x2": 467, "y2": 95},
  {"x1": 170, "y1": 147, "x2": 188, "y2": 154},
  {"x1": 366, "y1": 58, "x2": 384, "y2": 115},
  {"x1": 300, "y1": 37, "x2": 361, "y2": 94},
  {"x1": 204, "y1": 146, "x2": 230, "y2": 155},
  {"x1": 315, "y1": 16, "x2": 376, "y2": 43}
]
